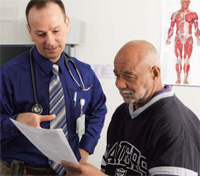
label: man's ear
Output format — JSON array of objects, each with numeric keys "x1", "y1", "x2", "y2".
[
  {"x1": 65, "y1": 16, "x2": 70, "y2": 34},
  {"x1": 26, "y1": 24, "x2": 31, "y2": 34},
  {"x1": 151, "y1": 66, "x2": 160, "y2": 79},
  {"x1": 26, "y1": 24, "x2": 34, "y2": 42}
]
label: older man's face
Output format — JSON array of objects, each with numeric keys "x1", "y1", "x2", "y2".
[{"x1": 113, "y1": 50, "x2": 155, "y2": 109}]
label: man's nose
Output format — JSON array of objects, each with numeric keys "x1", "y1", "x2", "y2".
[
  {"x1": 46, "y1": 33, "x2": 55, "y2": 47},
  {"x1": 115, "y1": 78, "x2": 127, "y2": 89}
]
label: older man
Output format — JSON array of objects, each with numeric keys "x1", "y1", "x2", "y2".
[{"x1": 61, "y1": 40, "x2": 200, "y2": 176}]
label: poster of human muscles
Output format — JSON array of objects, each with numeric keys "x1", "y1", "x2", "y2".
[{"x1": 160, "y1": 0, "x2": 200, "y2": 86}]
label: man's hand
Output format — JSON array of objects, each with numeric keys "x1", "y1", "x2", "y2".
[
  {"x1": 16, "y1": 112, "x2": 56, "y2": 128},
  {"x1": 79, "y1": 148, "x2": 89, "y2": 164},
  {"x1": 61, "y1": 160, "x2": 108, "y2": 176}
]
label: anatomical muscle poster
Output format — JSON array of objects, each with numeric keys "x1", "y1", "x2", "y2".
[{"x1": 160, "y1": 0, "x2": 200, "y2": 86}]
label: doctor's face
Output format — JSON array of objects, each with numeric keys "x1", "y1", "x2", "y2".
[{"x1": 27, "y1": 2, "x2": 69, "y2": 63}]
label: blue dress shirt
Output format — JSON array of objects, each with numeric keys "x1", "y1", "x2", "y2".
[{"x1": 0, "y1": 46, "x2": 107, "y2": 168}]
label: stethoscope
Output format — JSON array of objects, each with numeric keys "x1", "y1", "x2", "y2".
[{"x1": 30, "y1": 47, "x2": 93, "y2": 114}]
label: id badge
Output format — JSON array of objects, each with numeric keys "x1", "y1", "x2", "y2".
[{"x1": 76, "y1": 114, "x2": 85, "y2": 137}]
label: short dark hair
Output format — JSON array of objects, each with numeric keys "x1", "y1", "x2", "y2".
[{"x1": 25, "y1": 0, "x2": 66, "y2": 25}]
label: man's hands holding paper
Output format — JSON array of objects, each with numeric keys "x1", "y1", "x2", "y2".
[{"x1": 15, "y1": 113, "x2": 93, "y2": 172}]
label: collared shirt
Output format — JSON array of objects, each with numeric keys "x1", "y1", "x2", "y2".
[{"x1": 0, "y1": 46, "x2": 107, "y2": 167}]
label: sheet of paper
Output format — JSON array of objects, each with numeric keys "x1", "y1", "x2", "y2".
[{"x1": 10, "y1": 118, "x2": 78, "y2": 165}]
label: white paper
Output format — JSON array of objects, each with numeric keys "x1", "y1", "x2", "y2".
[
  {"x1": 10, "y1": 118, "x2": 78, "y2": 165},
  {"x1": 93, "y1": 64, "x2": 115, "y2": 79}
]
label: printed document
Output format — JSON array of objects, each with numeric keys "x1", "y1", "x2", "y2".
[{"x1": 10, "y1": 118, "x2": 78, "y2": 164}]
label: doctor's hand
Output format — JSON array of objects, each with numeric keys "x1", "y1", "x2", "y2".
[
  {"x1": 16, "y1": 112, "x2": 56, "y2": 128},
  {"x1": 61, "y1": 160, "x2": 108, "y2": 176}
]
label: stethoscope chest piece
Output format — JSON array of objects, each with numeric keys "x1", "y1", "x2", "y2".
[{"x1": 32, "y1": 104, "x2": 43, "y2": 115}]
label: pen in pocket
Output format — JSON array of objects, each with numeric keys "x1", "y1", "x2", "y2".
[{"x1": 74, "y1": 91, "x2": 77, "y2": 107}]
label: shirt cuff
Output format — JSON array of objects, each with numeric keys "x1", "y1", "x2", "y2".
[{"x1": 79, "y1": 134, "x2": 98, "y2": 154}]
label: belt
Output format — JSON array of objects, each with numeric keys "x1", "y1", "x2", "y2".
[{"x1": 2, "y1": 161, "x2": 57, "y2": 175}]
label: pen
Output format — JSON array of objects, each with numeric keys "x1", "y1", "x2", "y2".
[{"x1": 74, "y1": 91, "x2": 77, "y2": 107}]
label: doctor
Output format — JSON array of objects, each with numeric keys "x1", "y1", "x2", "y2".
[{"x1": 0, "y1": 0, "x2": 107, "y2": 176}]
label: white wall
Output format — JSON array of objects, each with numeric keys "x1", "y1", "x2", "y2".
[{"x1": 65, "y1": 0, "x2": 200, "y2": 168}]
